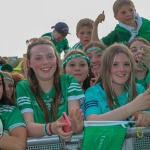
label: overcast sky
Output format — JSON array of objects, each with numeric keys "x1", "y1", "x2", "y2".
[{"x1": 0, "y1": 0, "x2": 149, "y2": 57}]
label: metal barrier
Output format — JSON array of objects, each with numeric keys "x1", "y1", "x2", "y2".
[{"x1": 27, "y1": 127, "x2": 150, "y2": 150}]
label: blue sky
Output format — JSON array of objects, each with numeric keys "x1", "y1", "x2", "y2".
[{"x1": 0, "y1": 0, "x2": 149, "y2": 57}]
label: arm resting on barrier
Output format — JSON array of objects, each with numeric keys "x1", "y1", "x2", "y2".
[
  {"x1": 23, "y1": 112, "x2": 73, "y2": 141},
  {"x1": 86, "y1": 89, "x2": 150, "y2": 121},
  {"x1": 0, "y1": 126, "x2": 27, "y2": 150}
]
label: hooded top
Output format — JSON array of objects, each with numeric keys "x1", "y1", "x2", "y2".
[{"x1": 101, "y1": 17, "x2": 150, "y2": 46}]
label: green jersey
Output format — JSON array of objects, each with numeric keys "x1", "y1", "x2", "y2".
[
  {"x1": 16, "y1": 74, "x2": 84, "y2": 123},
  {"x1": 0, "y1": 104, "x2": 26, "y2": 131},
  {"x1": 72, "y1": 42, "x2": 83, "y2": 50},
  {"x1": 135, "y1": 69, "x2": 150, "y2": 89},
  {"x1": 41, "y1": 32, "x2": 70, "y2": 54},
  {"x1": 101, "y1": 17, "x2": 150, "y2": 46}
]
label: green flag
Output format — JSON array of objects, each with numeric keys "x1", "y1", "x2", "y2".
[{"x1": 82, "y1": 121, "x2": 128, "y2": 150}]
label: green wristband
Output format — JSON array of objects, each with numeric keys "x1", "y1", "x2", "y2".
[{"x1": 44, "y1": 123, "x2": 51, "y2": 136}]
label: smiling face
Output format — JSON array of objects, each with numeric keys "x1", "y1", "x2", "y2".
[
  {"x1": 114, "y1": 4, "x2": 136, "y2": 27},
  {"x1": 65, "y1": 57, "x2": 89, "y2": 85},
  {"x1": 28, "y1": 44, "x2": 57, "y2": 82},
  {"x1": 77, "y1": 26, "x2": 93, "y2": 47},
  {"x1": 129, "y1": 40, "x2": 147, "y2": 71},
  {"x1": 4, "y1": 79, "x2": 13, "y2": 99},
  {"x1": 111, "y1": 52, "x2": 131, "y2": 87},
  {"x1": 86, "y1": 50, "x2": 103, "y2": 76}
]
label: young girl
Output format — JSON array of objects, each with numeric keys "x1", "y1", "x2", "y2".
[
  {"x1": 84, "y1": 43, "x2": 150, "y2": 126},
  {"x1": 0, "y1": 71, "x2": 27, "y2": 150},
  {"x1": 16, "y1": 38, "x2": 84, "y2": 139},
  {"x1": 63, "y1": 49, "x2": 91, "y2": 119},
  {"x1": 128, "y1": 37, "x2": 150, "y2": 89},
  {"x1": 2, "y1": 71, "x2": 16, "y2": 104},
  {"x1": 84, "y1": 41, "x2": 106, "y2": 85},
  {"x1": 63, "y1": 49, "x2": 91, "y2": 91}
]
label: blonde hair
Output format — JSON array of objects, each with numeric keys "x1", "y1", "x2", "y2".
[
  {"x1": 113, "y1": 0, "x2": 135, "y2": 16},
  {"x1": 76, "y1": 18, "x2": 94, "y2": 33},
  {"x1": 128, "y1": 37, "x2": 150, "y2": 48}
]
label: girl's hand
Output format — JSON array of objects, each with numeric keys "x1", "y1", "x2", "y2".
[
  {"x1": 131, "y1": 86, "x2": 150, "y2": 112},
  {"x1": 51, "y1": 117, "x2": 73, "y2": 141},
  {"x1": 132, "y1": 111, "x2": 150, "y2": 127},
  {"x1": 90, "y1": 73, "x2": 99, "y2": 86},
  {"x1": 69, "y1": 108, "x2": 84, "y2": 134},
  {"x1": 137, "y1": 45, "x2": 150, "y2": 69}
]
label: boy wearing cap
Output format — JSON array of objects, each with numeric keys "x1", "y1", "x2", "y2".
[{"x1": 41, "y1": 22, "x2": 70, "y2": 56}]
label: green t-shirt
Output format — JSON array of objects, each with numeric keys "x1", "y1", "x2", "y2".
[
  {"x1": 101, "y1": 17, "x2": 150, "y2": 46},
  {"x1": 16, "y1": 74, "x2": 84, "y2": 123},
  {"x1": 72, "y1": 42, "x2": 83, "y2": 50},
  {"x1": 135, "y1": 69, "x2": 150, "y2": 89},
  {"x1": 41, "y1": 32, "x2": 70, "y2": 54},
  {"x1": 0, "y1": 104, "x2": 26, "y2": 131}
]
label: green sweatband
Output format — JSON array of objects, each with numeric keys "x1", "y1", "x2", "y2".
[
  {"x1": 4, "y1": 77, "x2": 14, "y2": 84},
  {"x1": 85, "y1": 47, "x2": 104, "y2": 54},
  {"x1": 62, "y1": 53, "x2": 91, "y2": 68}
]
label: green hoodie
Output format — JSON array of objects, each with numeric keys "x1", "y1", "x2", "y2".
[{"x1": 101, "y1": 17, "x2": 150, "y2": 46}]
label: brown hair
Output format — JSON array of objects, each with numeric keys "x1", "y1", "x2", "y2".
[
  {"x1": 97, "y1": 43, "x2": 137, "y2": 110},
  {"x1": 113, "y1": 0, "x2": 135, "y2": 16},
  {"x1": 0, "y1": 71, "x2": 14, "y2": 105},
  {"x1": 2, "y1": 71, "x2": 15, "y2": 103},
  {"x1": 0, "y1": 57, "x2": 7, "y2": 66},
  {"x1": 26, "y1": 38, "x2": 62, "y2": 122},
  {"x1": 84, "y1": 41, "x2": 107, "y2": 53},
  {"x1": 63, "y1": 49, "x2": 91, "y2": 91},
  {"x1": 128, "y1": 37, "x2": 150, "y2": 48},
  {"x1": 76, "y1": 18, "x2": 94, "y2": 33},
  {"x1": 11, "y1": 72, "x2": 24, "y2": 88}
]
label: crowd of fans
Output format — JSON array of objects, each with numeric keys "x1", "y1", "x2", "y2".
[{"x1": 0, "y1": 0, "x2": 150, "y2": 149}]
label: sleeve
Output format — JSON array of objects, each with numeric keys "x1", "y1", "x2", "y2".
[
  {"x1": 63, "y1": 38, "x2": 70, "y2": 52},
  {"x1": 101, "y1": 30, "x2": 117, "y2": 46},
  {"x1": 16, "y1": 81, "x2": 33, "y2": 114},
  {"x1": 3, "y1": 106, "x2": 26, "y2": 131},
  {"x1": 41, "y1": 33, "x2": 49, "y2": 37},
  {"x1": 84, "y1": 86, "x2": 102, "y2": 118},
  {"x1": 67, "y1": 76, "x2": 85, "y2": 101},
  {"x1": 136, "y1": 84, "x2": 146, "y2": 94},
  {"x1": 139, "y1": 18, "x2": 150, "y2": 43}
]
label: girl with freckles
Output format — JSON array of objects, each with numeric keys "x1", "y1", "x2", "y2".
[{"x1": 16, "y1": 38, "x2": 84, "y2": 140}]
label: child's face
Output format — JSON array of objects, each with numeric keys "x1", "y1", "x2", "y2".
[
  {"x1": 129, "y1": 40, "x2": 147, "y2": 71},
  {"x1": 65, "y1": 57, "x2": 89, "y2": 84},
  {"x1": 111, "y1": 52, "x2": 131, "y2": 87},
  {"x1": 77, "y1": 26, "x2": 92, "y2": 47},
  {"x1": 87, "y1": 50, "x2": 103, "y2": 76},
  {"x1": 114, "y1": 4, "x2": 136, "y2": 26},
  {"x1": 53, "y1": 30, "x2": 66, "y2": 42},
  {"x1": 4, "y1": 79, "x2": 13, "y2": 99},
  {"x1": 28, "y1": 44, "x2": 57, "y2": 82}
]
